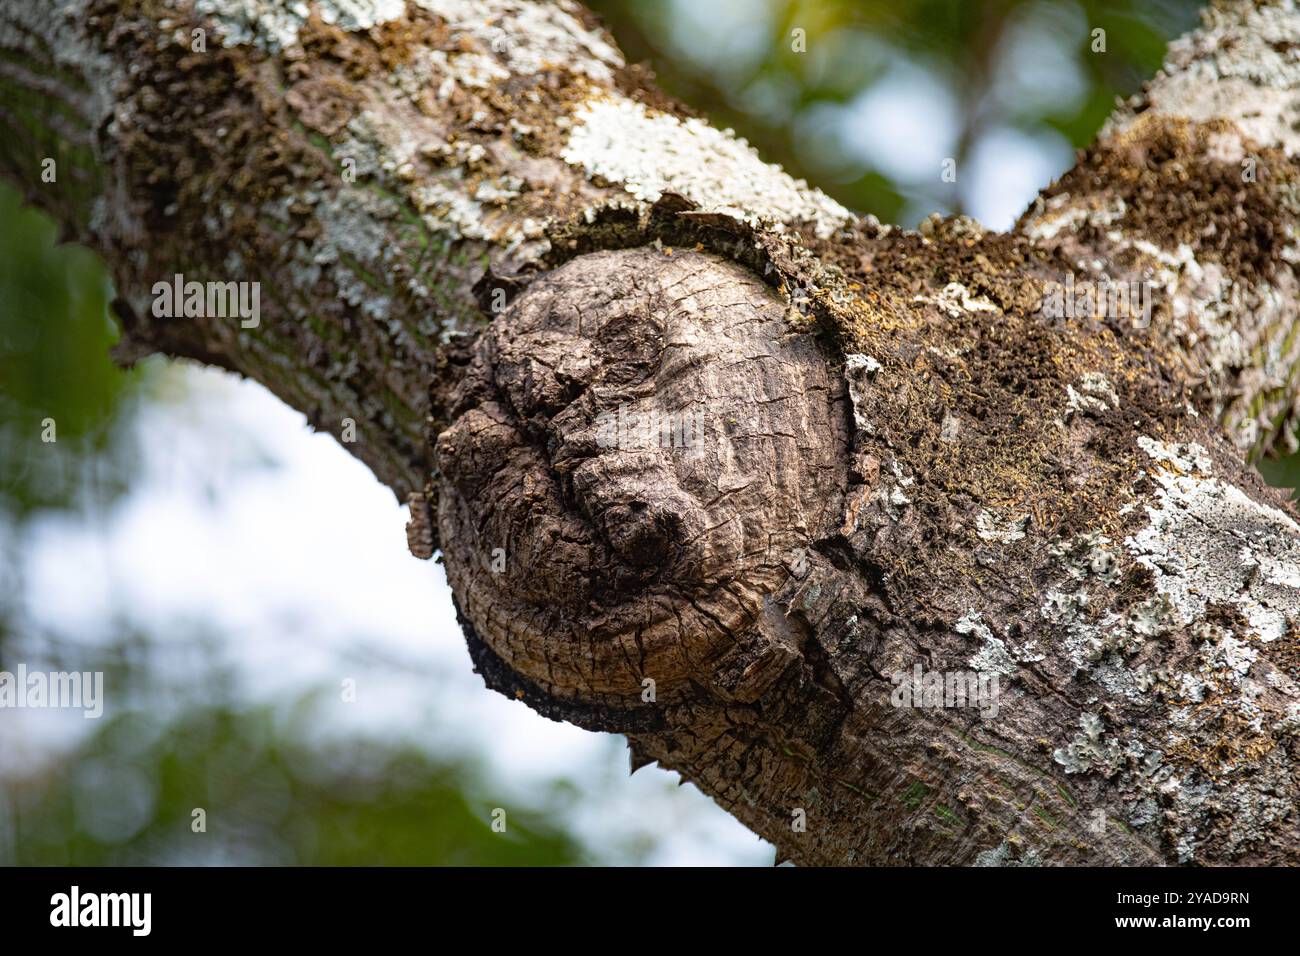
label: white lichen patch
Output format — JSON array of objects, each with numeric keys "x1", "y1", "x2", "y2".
[
  {"x1": 427, "y1": 48, "x2": 511, "y2": 89},
  {"x1": 875, "y1": 460, "x2": 915, "y2": 519},
  {"x1": 845, "y1": 353, "x2": 882, "y2": 376},
  {"x1": 919, "y1": 282, "x2": 1000, "y2": 317},
  {"x1": 1041, "y1": 531, "x2": 1174, "y2": 676},
  {"x1": 1055, "y1": 712, "x2": 1128, "y2": 780},
  {"x1": 194, "y1": 0, "x2": 624, "y2": 85},
  {"x1": 975, "y1": 509, "x2": 1029, "y2": 544},
  {"x1": 417, "y1": 0, "x2": 623, "y2": 83},
  {"x1": 308, "y1": 189, "x2": 397, "y2": 320},
  {"x1": 1135, "y1": 436, "x2": 1213, "y2": 474},
  {"x1": 412, "y1": 169, "x2": 542, "y2": 252},
  {"x1": 1054, "y1": 712, "x2": 1123, "y2": 776},
  {"x1": 195, "y1": 0, "x2": 407, "y2": 49},
  {"x1": 1205, "y1": 633, "x2": 1258, "y2": 679},
  {"x1": 843, "y1": 353, "x2": 883, "y2": 432},
  {"x1": 1051, "y1": 531, "x2": 1122, "y2": 585},
  {"x1": 973, "y1": 841, "x2": 1041, "y2": 867},
  {"x1": 1114, "y1": 0, "x2": 1300, "y2": 155},
  {"x1": 1096, "y1": 232, "x2": 1300, "y2": 456},
  {"x1": 1127, "y1": 436, "x2": 1300, "y2": 644},
  {"x1": 414, "y1": 179, "x2": 492, "y2": 238},
  {"x1": 1040, "y1": 587, "x2": 1112, "y2": 676},
  {"x1": 958, "y1": 611, "x2": 1017, "y2": 677},
  {"x1": 939, "y1": 409, "x2": 962, "y2": 443},
  {"x1": 561, "y1": 94, "x2": 854, "y2": 238},
  {"x1": 1022, "y1": 193, "x2": 1127, "y2": 243},
  {"x1": 1065, "y1": 372, "x2": 1119, "y2": 416}
]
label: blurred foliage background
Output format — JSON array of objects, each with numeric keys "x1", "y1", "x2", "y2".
[
  {"x1": 589, "y1": 0, "x2": 1202, "y2": 225},
  {"x1": 2, "y1": 0, "x2": 1298, "y2": 867}
]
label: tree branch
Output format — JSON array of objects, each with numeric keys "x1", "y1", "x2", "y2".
[
  {"x1": 5, "y1": 0, "x2": 1300, "y2": 865},
  {"x1": 1021, "y1": 0, "x2": 1300, "y2": 456}
]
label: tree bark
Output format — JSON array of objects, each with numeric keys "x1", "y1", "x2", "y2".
[{"x1": 5, "y1": 0, "x2": 1300, "y2": 865}]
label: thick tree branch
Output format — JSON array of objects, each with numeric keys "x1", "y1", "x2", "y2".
[
  {"x1": 5, "y1": 0, "x2": 1300, "y2": 866},
  {"x1": 1022, "y1": 0, "x2": 1300, "y2": 456}
]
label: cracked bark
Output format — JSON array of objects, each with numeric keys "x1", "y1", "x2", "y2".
[{"x1": 5, "y1": 0, "x2": 1300, "y2": 865}]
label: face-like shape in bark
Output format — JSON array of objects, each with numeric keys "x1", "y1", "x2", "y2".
[{"x1": 436, "y1": 247, "x2": 849, "y2": 712}]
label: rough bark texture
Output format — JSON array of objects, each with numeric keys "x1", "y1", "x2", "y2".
[{"x1": 5, "y1": 0, "x2": 1300, "y2": 865}]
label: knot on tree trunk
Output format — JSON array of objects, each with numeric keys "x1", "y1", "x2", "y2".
[{"x1": 434, "y1": 247, "x2": 849, "y2": 726}]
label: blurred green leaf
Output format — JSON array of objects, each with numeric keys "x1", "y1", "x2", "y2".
[
  {"x1": 3, "y1": 700, "x2": 583, "y2": 866},
  {"x1": 0, "y1": 182, "x2": 143, "y2": 518}
]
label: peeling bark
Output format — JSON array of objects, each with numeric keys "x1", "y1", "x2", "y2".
[{"x1": 5, "y1": 0, "x2": 1300, "y2": 865}]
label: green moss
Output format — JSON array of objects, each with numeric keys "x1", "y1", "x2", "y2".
[
  {"x1": 900, "y1": 780, "x2": 928, "y2": 809},
  {"x1": 933, "y1": 804, "x2": 962, "y2": 826}
]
